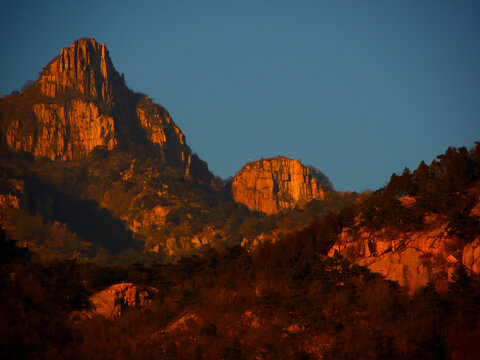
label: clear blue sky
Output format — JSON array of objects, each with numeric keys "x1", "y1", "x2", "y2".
[{"x1": 1, "y1": 1, "x2": 479, "y2": 191}]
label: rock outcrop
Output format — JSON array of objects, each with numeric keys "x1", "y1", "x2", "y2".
[
  {"x1": 328, "y1": 196, "x2": 480, "y2": 293},
  {"x1": 328, "y1": 214, "x2": 459, "y2": 292},
  {"x1": 0, "y1": 38, "x2": 209, "y2": 178},
  {"x1": 89, "y1": 283, "x2": 153, "y2": 318},
  {"x1": 231, "y1": 156, "x2": 331, "y2": 214}
]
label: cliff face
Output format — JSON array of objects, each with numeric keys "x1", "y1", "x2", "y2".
[
  {"x1": 231, "y1": 156, "x2": 330, "y2": 214},
  {"x1": 0, "y1": 38, "x2": 208, "y2": 177},
  {"x1": 5, "y1": 101, "x2": 116, "y2": 160},
  {"x1": 135, "y1": 96, "x2": 197, "y2": 174}
]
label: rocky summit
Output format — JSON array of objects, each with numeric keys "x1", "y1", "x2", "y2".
[
  {"x1": 0, "y1": 38, "x2": 208, "y2": 178},
  {"x1": 38, "y1": 38, "x2": 121, "y2": 103},
  {"x1": 231, "y1": 156, "x2": 332, "y2": 215}
]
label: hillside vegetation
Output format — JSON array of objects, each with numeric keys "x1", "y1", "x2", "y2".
[
  {"x1": 1, "y1": 227, "x2": 479, "y2": 359},
  {"x1": 1, "y1": 144, "x2": 480, "y2": 358}
]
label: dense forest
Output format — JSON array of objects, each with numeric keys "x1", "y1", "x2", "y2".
[{"x1": 1, "y1": 144, "x2": 480, "y2": 359}]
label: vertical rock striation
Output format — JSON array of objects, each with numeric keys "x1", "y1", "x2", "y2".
[
  {"x1": 4, "y1": 101, "x2": 116, "y2": 160},
  {"x1": 38, "y1": 38, "x2": 120, "y2": 103},
  {"x1": 231, "y1": 156, "x2": 331, "y2": 214}
]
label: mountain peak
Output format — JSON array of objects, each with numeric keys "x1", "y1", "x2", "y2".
[
  {"x1": 38, "y1": 38, "x2": 122, "y2": 103},
  {"x1": 0, "y1": 38, "x2": 210, "y2": 180}
]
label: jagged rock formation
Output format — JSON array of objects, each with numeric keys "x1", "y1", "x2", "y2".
[
  {"x1": 38, "y1": 38, "x2": 121, "y2": 102},
  {"x1": 231, "y1": 156, "x2": 331, "y2": 214},
  {"x1": 0, "y1": 38, "x2": 208, "y2": 178},
  {"x1": 328, "y1": 195, "x2": 480, "y2": 293},
  {"x1": 329, "y1": 213, "x2": 453, "y2": 292}
]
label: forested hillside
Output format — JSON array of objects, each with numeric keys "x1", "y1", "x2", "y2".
[
  {"x1": 1, "y1": 144, "x2": 480, "y2": 359},
  {"x1": 1, "y1": 228, "x2": 479, "y2": 359}
]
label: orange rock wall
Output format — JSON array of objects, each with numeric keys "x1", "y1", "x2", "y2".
[
  {"x1": 38, "y1": 38, "x2": 119, "y2": 103},
  {"x1": 232, "y1": 157, "x2": 327, "y2": 214},
  {"x1": 5, "y1": 100, "x2": 116, "y2": 160}
]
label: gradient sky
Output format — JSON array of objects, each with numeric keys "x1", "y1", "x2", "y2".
[{"x1": 1, "y1": 1, "x2": 479, "y2": 191}]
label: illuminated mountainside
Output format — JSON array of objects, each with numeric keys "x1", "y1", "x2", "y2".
[
  {"x1": 1, "y1": 38, "x2": 478, "y2": 294},
  {"x1": 0, "y1": 39, "x2": 344, "y2": 259},
  {"x1": 1, "y1": 39, "x2": 480, "y2": 360}
]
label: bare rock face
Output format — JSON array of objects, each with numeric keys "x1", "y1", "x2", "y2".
[
  {"x1": 38, "y1": 38, "x2": 121, "y2": 103},
  {"x1": 0, "y1": 38, "x2": 209, "y2": 177},
  {"x1": 231, "y1": 156, "x2": 331, "y2": 214},
  {"x1": 89, "y1": 283, "x2": 153, "y2": 318},
  {"x1": 328, "y1": 212, "x2": 469, "y2": 293},
  {"x1": 5, "y1": 101, "x2": 116, "y2": 160},
  {"x1": 135, "y1": 96, "x2": 195, "y2": 173}
]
